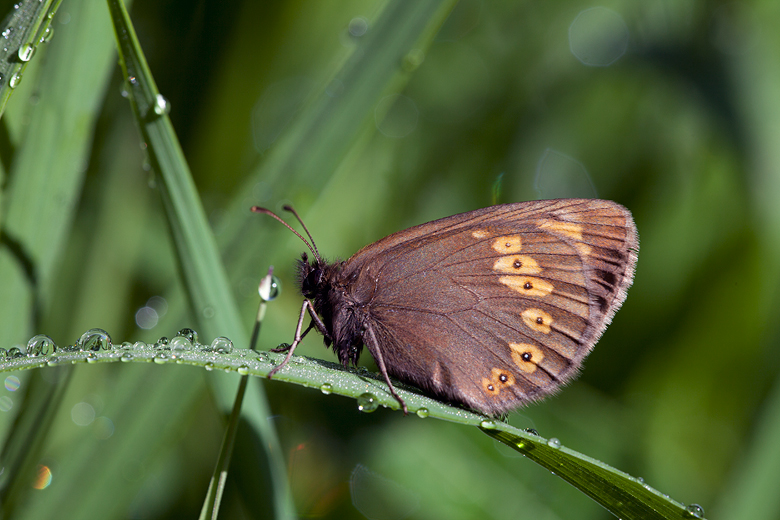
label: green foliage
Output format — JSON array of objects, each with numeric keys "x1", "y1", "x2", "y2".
[{"x1": 1, "y1": 0, "x2": 779, "y2": 519}]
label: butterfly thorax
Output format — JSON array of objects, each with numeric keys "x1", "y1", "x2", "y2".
[{"x1": 297, "y1": 253, "x2": 368, "y2": 366}]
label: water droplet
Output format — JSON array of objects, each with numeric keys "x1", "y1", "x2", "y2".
[
  {"x1": 0, "y1": 348, "x2": 8, "y2": 360},
  {"x1": 153, "y1": 94, "x2": 170, "y2": 115},
  {"x1": 176, "y1": 328, "x2": 198, "y2": 343},
  {"x1": 128, "y1": 75, "x2": 137, "y2": 85},
  {"x1": 256, "y1": 352, "x2": 269, "y2": 362},
  {"x1": 480, "y1": 420, "x2": 497, "y2": 429},
  {"x1": 169, "y1": 336, "x2": 193, "y2": 351},
  {"x1": 77, "y1": 328, "x2": 112, "y2": 351},
  {"x1": 547, "y1": 437, "x2": 561, "y2": 448},
  {"x1": 2, "y1": 28, "x2": 11, "y2": 39},
  {"x1": 258, "y1": 274, "x2": 281, "y2": 301},
  {"x1": 237, "y1": 365, "x2": 249, "y2": 375},
  {"x1": 524, "y1": 428, "x2": 540, "y2": 436},
  {"x1": 119, "y1": 341, "x2": 132, "y2": 349},
  {"x1": 204, "y1": 362, "x2": 214, "y2": 371},
  {"x1": 153, "y1": 353, "x2": 169, "y2": 364},
  {"x1": 17, "y1": 43, "x2": 33, "y2": 62},
  {"x1": 9, "y1": 73, "x2": 22, "y2": 88},
  {"x1": 320, "y1": 383, "x2": 333, "y2": 395},
  {"x1": 26, "y1": 334, "x2": 56, "y2": 357},
  {"x1": 40, "y1": 26, "x2": 54, "y2": 43},
  {"x1": 357, "y1": 392, "x2": 378, "y2": 413},
  {"x1": 684, "y1": 504, "x2": 705, "y2": 518},
  {"x1": 210, "y1": 337, "x2": 233, "y2": 354},
  {"x1": 120, "y1": 353, "x2": 133, "y2": 362},
  {"x1": 133, "y1": 341, "x2": 147, "y2": 349},
  {"x1": 155, "y1": 337, "x2": 169, "y2": 348},
  {"x1": 86, "y1": 352, "x2": 98, "y2": 363},
  {"x1": 415, "y1": 408, "x2": 429, "y2": 418},
  {"x1": 8, "y1": 347, "x2": 23, "y2": 359}
]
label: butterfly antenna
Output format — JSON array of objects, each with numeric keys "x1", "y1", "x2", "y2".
[
  {"x1": 281, "y1": 205, "x2": 321, "y2": 261},
  {"x1": 251, "y1": 206, "x2": 320, "y2": 261}
]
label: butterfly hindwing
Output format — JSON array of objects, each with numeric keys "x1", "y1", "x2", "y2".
[{"x1": 344, "y1": 199, "x2": 637, "y2": 413}]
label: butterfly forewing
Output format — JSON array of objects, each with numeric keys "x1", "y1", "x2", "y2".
[{"x1": 345, "y1": 199, "x2": 637, "y2": 414}]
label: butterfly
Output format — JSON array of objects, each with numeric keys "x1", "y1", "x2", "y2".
[{"x1": 253, "y1": 199, "x2": 638, "y2": 415}]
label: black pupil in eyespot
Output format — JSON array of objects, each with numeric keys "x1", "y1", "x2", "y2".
[
  {"x1": 513, "y1": 260, "x2": 522, "y2": 268},
  {"x1": 499, "y1": 374, "x2": 508, "y2": 382},
  {"x1": 536, "y1": 317, "x2": 543, "y2": 324},
  {"x1": 522, "y1": 352, "x2": 531, "y2": 361},
  {"x1": 524, "y1": 282, "x2": 532, "y2": 289}
]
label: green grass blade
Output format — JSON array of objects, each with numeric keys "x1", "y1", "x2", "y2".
[
  {"x1": 482, "y1": 428, "x2": 701, "y2": 520},
  {"x1": 105, "y1": 1, "x2": 295, "y2": 517},
  {"x1": 0, "y1": 0, "x2": 119, "y2": 514},
  {"x1": 0, "y1": 0, "x2": 61, "y2": 119},
  {"x1": 2, "y1": 334, "x2": 702, "y2": 520}
]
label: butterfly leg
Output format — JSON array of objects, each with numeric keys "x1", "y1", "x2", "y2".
[
  {"x1": 365, "y1": 325, "x2": 408, "y2": 415},
  {"x1": 268, "y1": 299, "x2": 324, "y2": 378}
]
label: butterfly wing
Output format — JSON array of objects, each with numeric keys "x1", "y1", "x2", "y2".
[{"x1": 344, "y1": 199, "x2": 637, "y2": 414}]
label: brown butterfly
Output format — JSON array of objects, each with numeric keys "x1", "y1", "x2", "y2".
[{"x1": 253, "y1": 199, "x2": 638, "y2": 415}]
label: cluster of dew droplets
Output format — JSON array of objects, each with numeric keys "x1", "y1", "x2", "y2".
[{"x1": 0, "y1": 327, "x2": 244, "y2": 372}]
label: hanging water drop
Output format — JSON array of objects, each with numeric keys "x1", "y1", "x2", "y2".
[
  {"x1": 237, "y1": 365, "x2": 250, "y2": 375},
  {"x1": 258, "y1": 274, "x2": 281, "y2": 301},
  {"x1": 357, "y1": 393, "x2": 378, "y2": 413},
  {"x1": 684, "y1": 504, "x2": 705, "y2": 518},
  {"x1": 479, "y1": 420, "x2": 497, "y2": 430},
  {"x1": 415, "y1": 408, "x2": 429, "y2": 418},
  {"x1": 40, "y1": 27, "x2": 54, "y2": 43},
  {"x1": 153, "y1": 94, "x2": 170, "y2": 116},
  {"x1": 547, "y1": 438, "x2": 561, "y2": 449},
  {"x1": 9, "y1": 73, "x2": 21, "y2": 88},
  {"x1": 320, "y1": 382, "x2": 333, "y2": 395},
  {"x1": 17, "y1": 43, "x2": 33, "y2": 62}
]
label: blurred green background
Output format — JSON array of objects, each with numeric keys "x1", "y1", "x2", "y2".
[{"x1": 1, "y1": 0, "x2": 779, "y2": 518}]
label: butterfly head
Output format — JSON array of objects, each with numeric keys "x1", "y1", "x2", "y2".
[{"x1": 297, "y1": 252, "x2": 327, "y2": 299}]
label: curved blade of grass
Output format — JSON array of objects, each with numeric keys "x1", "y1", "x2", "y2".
[
  {"x1": 0, "y1": 0, "x2": 120, "y2": 514},
  {"x1": 105, "y1": 1, "x2": 295, "y2": 518},
  {"x1": 199, "y1": 269, "x2": 274, "y2": 520},
  {"x1": 0, "y1": 0, "x2": 62, "y2": 120},
  {"x1": 481, "y1": 428, "x2": 700, "y2": 520},
  {"x1": 3, "y1": 336, "x2": 699, "y2": 520}
]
